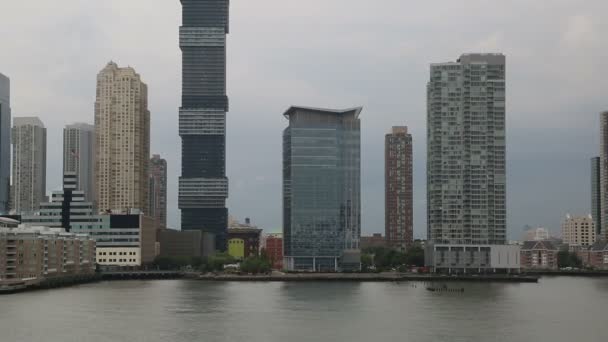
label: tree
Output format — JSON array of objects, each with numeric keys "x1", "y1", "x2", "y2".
[
  {"x1": 240, "y1": 256, "x2": 271, "y2": 274},
  {"x1": 557, "y1": 251, "x2": 582, "y2": 268}
]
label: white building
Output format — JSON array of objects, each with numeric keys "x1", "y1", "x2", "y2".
[
  {"x1": 11, "y1": 117, "x2": 46, "y2": 214},
  {"x1": 425, "y1": 244, "x2": 520, "y2": 273}
]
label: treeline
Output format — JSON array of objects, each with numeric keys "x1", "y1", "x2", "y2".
[
  {"x1": 361, "y1": 246, "x2": 425, "y2": 272},
  {"x1": 152, "y1": 252, "x2": 272, "y2": 274}
]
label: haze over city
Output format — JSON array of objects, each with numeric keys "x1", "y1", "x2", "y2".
[{"x1": 1, "y1": 0, "x2": 606, "y2": 238}]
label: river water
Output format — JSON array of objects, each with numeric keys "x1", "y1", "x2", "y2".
[{"x1": 0, "y1": 277, "x2": 606, "y2": 342}]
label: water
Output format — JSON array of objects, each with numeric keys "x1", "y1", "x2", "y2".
[{"x1": 0, "y1": 277, "x2": 606, "y2": 342}]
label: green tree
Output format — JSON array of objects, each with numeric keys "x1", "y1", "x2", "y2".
[
  {"x1": 240, "y1": 256, "x2": 271, "y2": 274},
  {"x1": 557, "y1": 251, "x2": 582, "y2": 268}
]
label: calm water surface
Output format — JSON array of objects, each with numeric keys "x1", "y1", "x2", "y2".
[{"x1": 0, "y1": 277, "x2": 606, "y2": 342}]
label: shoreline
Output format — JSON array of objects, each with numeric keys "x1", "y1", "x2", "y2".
[{"x1": 194, "y1": 273, "x2": 539, "y2": 283}]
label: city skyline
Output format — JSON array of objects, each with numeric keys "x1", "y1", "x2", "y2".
[{"x1": 1, "y1": 1, "x2": 606, "y2": 238}]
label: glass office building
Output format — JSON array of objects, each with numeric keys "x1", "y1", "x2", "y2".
[
  {"x1": 282, "y1": 106, "x2": 362, "y2": 271},
  {"x1": 178, "y1": 0, "x2": 230, "y2": 251}
]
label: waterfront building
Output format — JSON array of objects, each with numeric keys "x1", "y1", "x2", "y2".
[
  {"x1": 95, "y1": 62, "x2": 150, "y2": 214},
  {"x1": 561, "y1": 214, "x2": 595, "y2": 247},
  {"x1": 157, "y1": 228, "x2": 204, "y2": 258},
  {"x1": 148, "y1": 155, "x2": 167, "y2": 228},
  {"x1": 601, "y1": 111, "x2": 608, "y2": 239},
  {"x1": 261, "y1": 233, "x2": 283, "y2": 270},
  {"x1": 520, "y1": 240, "x2": 559, "y2": 270},
  {"x1": 360, "y1": 233, "x2": 387, "y2": 250},
  {"x1": 178, "y1": 0, "x2": 230, "y2": 252},
  {"x1": 282, "y1": 106, "x2": 362, "y2": 272},
  {"x1": 0, "y1": 218, "x2": 96, "y2": 288},
  {"x1": 425, "y1": 244, "x2": 520, "y2": 274},
  {"x1": 385, "y1": 126, "x2": 413, "y2": 251},
  {"x1": 578, "y1": 241, "x2": 608, "y2": 270},
  {"x1": 63, "y1": 123, "x2": 95, "y2": 203},
  {"x1": 227, "y1": 218, "x2": 262, "y2": 260},
  {"x1": 11, "y1": 117, "x2": 47, "y2": 215},
  {"x1": 427, "y1": 53, "x2": 506, "y2": 245},
  {"x1": 0, "y1": 73, "x2": 10, "y2": 214}
]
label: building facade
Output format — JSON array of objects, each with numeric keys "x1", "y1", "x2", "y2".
[
  {"x1": 283, "y1": 106, "x2": 362, "y2": 271},
  {"x1": 601, "y1": 112, "x2": 608, "y2": 239},
  {"x1": 427, "y1": 53, "x2": 506, "y2": 245},
  {"x1": 63, "y1": 123, "x2": 95, "y2": 203},
  {"x1": 520, "y1": 240, "x2": 559, "y2": 270},
  {"x1": 178, "y1": 0, "x2": 230, "y2": 252},
  {"x1": 360, "y1": 233, "x2": 387, "y2": 250},
  {"x1": 95, "y1": 62, "x2": 150, "y2": 214},
  {"x1": 12, "y1": 117, "x2": 47, "y2": 215},
  {"x1": 148, "y1": 154, "x2": 167, "y2": 228},
  {"x1": 578, "y1": 241, "x2": 608, "y2": 270},
  {"x1": 0, "y1": 73, "x2": 10, "y2": 214},
  {"x1": 522, "y1": 227, "x2": 551, "y2": 241},
  {"x1": 157, "y1": 228, "x2": 203, "y2": 258},
  {"x1": 425, "y1": 244, "x2": 520, "y2": 274},
  {"x1": 0, "y1": 222, "x2": 96, "y2": 288},
  {"x1": 261, "y1": 233, "x2": 283, "y2": 270},
  {"x1": 385, "y1": 126, "x2": 413, "y2": 251},
  {"x1": 561, "y1": 214, "x2": 595, "y2": 247},
  {"x1": 227, "y1": 227, "x2": 262, "y2": 260}
]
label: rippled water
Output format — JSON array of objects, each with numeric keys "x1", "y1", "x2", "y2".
[{"x1": 0, "y1": 277, "x2": 606, "y2": 342}]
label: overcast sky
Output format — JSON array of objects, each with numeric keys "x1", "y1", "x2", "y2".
[{"x1": 1, "y1": 0, "x2": 607, "y2": 239}]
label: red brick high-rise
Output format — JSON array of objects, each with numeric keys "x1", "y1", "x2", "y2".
[{"x1": 385, "y1": 126, "x2": 413, "y2": 251}]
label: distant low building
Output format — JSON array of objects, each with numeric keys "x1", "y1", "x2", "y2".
[
  {"x1": 227, "y1": 218, "x2": 262, "y2": 260},
  {"x1": 157, "y1": 228, "x2": 203, "y2": 258},
  {"x1": 360, "y1": 234, "x2": 386, "y2": 250},
  {"x1": 425, "y1": 244, "x2": 520, "y2": 274},
  {"x1": 0, "y1": 221, "x2": 96, "y2": 288},
  {"x1": 522, "y1": 227, "x2": 551, "y2": 242},
  {"x1": 261, "y1": 233, "x2": 283, "y2": 270},
  {"x1": 520, "y1": 240, "x2": 559, "y2": 270},
  {"x1": 578, "y1": 241, "x2": 608, "y2": 270}
]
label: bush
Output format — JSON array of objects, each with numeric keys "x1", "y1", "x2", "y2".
[{"x1": 240, "y1": 256, "x2": 271, "y2": 274}]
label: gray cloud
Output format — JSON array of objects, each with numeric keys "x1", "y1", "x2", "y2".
[{"x1": 2, "y1": 0, "x2": 607, "y2": 238}]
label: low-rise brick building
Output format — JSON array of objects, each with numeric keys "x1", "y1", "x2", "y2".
[
  {"x1": 578, "y1": 241, "x2": 608, "y2": 270},
  {"x1": 520, "y1": 240, "x2": 559, "y2": 270}
]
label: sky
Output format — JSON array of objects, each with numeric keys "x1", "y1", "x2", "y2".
[{"x1": 1, "y1": 0, "x2": 607, "y2": 239}]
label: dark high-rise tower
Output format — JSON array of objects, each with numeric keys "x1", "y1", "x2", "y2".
[{"x1": 179, "y1": 0, "x2": 229, "y2": 251}]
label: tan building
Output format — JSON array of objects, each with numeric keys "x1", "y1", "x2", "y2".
[
  {"x1": 95, "y1": 62, "x2": 150, "y2": 214},
  {"x1": 0, "y1": 218, "x2": 96, "y2": 288},
  {"x1": 561, "y1": 214, "x2": 595, "y2": 247}
]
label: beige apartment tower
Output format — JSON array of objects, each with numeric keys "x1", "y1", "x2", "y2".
[
  {"x1": 561, "y1": 214, "x2": 596, "y2": 247},
  {"x1": 94, "y1": 62, "x2": 150, "y2": 213}
]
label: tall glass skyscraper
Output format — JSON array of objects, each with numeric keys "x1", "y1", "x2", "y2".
[
  {"x1": 282, "y1": 106, "x2": 362, "y2": 271},
  {"x1": 178, "y1": 0, "x2": 229, "y2": 251},
  {"x1": 0, "y1": 73, "x2": 10, "y2": 214},
  {"x1": 427, "y1": 53, "x2": 506, "y2": 245}
]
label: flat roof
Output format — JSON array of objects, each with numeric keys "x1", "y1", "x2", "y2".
[{"x1": 283, "y1": 106, "x2": 363, "y2": 119}]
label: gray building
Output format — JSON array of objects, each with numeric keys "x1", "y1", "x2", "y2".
[
  {"x1": 601, "y1": 111, "x2": 608, "y2": 240},
  {"x1": 12, "y1": 117, "x2": 47, "y2": 214},
  {"x1": 427, "y1": 53, "x2": 506, "y2": 245},
  {"x1": 63, "y1": 123, "x2": 95, "y2": 203},
  {"x1": 282, "y1": 106, "x2": 362, "y2": 271},
  {"x1": 591, "y1": 156, "x2": 601, "y2": 237},
  {"x1": 148, "y1": 154, "x2": 167, "y2": 228},
  {"x1": 0, "y1": 73, "x2": 10, "y2": 214}
]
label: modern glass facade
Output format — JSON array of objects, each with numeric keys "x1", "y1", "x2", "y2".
[
  {"x1": 282, "y1": 106, "x2": 362, "y2": 271},
  {"x1": 0, "y1": 73, "x2": 10, "y2": 214},
  {"x1": 179, "y1": 0, "x2": 229, "y2": 251},
  {"x1": 427, "y1": 53, "x2": 507, "y2": 245}
]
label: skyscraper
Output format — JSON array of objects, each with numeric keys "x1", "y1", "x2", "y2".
[
  {"x1": 385, "y1": 126, "x2": 413, "y2": 251},
  {"x1": 94, "y1": 62, "x2": 150, "y2": 213},
  {"x1": 0, "y1": 73, "x2": 10, "y2": 214},
  {"x1": 282, "y1": 106, "x2": 362, "y2": 271},
  {"x1": 63, "y1": 123, "x2": 95, "y2": 203},
  {"x1": 591, "y1": 156, "x2": 601, "y2": 237},
  {"x1": 11, "y1": 117, "x2": 47, "y2": 214},
  {"x1": 179, "y1": 0, "x2": 229, "y2": 251},
  {"x1": 148, "y1": 154, "x2": 167, "y2": 228},
  {"x1": 601, "y1": 111, "x2": 608, "y2": 240},
  {"x1": 427, "y1": 53, "x2": 506, "y2": 245}
]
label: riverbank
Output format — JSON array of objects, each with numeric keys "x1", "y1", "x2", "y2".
[
  {"x1": 194, "y1": 272, "x2": 539, "y2": 283},
  {"x1": 0, "y1": 274, "x2": 101, "y2": 295}
]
